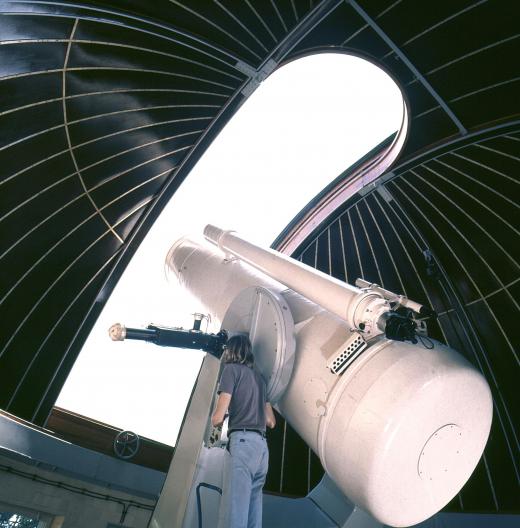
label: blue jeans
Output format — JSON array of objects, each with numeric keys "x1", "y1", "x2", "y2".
[{"x1": 218, "y1": 431, "x2": 269, "y2": 528}]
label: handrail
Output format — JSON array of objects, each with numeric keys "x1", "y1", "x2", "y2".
[{"x1": 196, "y1": 482, "x2": 222, "y2": 528}]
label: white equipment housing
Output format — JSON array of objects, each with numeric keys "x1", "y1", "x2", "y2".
[{"x1": 165, "y1": 225, "x2": 493, "y2": 527}]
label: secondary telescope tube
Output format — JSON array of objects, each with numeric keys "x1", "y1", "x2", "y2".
[
  {"x1": 166, "y1": 228, "x2": 493, "y2": 527},
  {"x1": 203, "y1": 225, "x2": 393, "y2": 339}
]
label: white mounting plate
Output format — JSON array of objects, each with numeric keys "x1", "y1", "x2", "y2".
[{"x1": 222, "y1": 286, "x2": 296, "y2": 403}]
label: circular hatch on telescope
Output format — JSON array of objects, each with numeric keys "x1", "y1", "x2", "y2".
[{"x1": 222, "y1": 286, "x2": 295, "y2": 404}]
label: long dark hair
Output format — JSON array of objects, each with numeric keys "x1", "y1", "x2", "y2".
[{"x1": 222, "y1": 334, "x2": 254, "y2": 367}]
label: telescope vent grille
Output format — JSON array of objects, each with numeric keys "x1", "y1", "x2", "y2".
[{"x1": 327, "y1": 334, "x2": 367, "y2": 376}]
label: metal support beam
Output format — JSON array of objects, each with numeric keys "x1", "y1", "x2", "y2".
[
  {"x1": 235, "y1": 0, "x2": 345, "y2": 97},
  {"x1": 348, "y1": 0, "x2": 467, "y2": 136},
  {"x1": 270, "y1": 0, "x2": 345, "y2": 63}
]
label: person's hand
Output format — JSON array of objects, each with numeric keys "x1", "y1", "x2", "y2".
[{"x1": 265, "y1": 402, "x2": 276, "y2": 429}]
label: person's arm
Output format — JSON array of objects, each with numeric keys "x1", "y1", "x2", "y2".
[
  {"x1": 265, "y1": 402, "x2": 276, "y2": 429},
  {"x1": 212, "y1": 392, "x2": 231, "y2": 427},
  {"x1": 212, "y1": 364, "x2": 234, "y2": 427}
]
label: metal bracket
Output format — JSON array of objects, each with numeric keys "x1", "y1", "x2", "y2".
[
  {"x1": 359, "y1": 171, "x2": 395, "y2": 198},
  {"x1": 235, "y1": 59, "x2": 278, "y2": 97},
  {"x1": 375, "y1": 185, "x2": 394, "y2": 203}
]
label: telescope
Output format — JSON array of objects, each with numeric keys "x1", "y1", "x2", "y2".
[
  {"x1": 108, "y1": 319, "x2": 227, "y2": 359},
  {"x1": 124, "y1": 225, "x2": 493, "y2": 527}
]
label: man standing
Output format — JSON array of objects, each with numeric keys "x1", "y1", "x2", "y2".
[{"x1": 212, "y1": 334, "x2": 276, "y2": 528}]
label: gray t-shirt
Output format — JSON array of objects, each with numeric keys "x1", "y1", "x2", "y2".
[{"x1": 218, "y1": 363, "x2": 267, "y2": 431}]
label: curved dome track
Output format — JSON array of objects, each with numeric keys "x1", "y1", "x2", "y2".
[{"x1": 0, "y1": 0, "x2": 518, "y2": 516}]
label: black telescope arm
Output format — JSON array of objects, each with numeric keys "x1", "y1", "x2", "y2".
[{"x1": 109, "y1": 323, "x2": 227, "y2": 359}]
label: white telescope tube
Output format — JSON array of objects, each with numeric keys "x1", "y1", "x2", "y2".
[
  {"x1": 204, "y1": 224, "x2": 388, "y2": 338},
  {"x1": 166, "y1": 231, "x2": 493, "y2": 527}
]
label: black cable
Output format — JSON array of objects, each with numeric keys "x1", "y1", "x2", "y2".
[{"x1": 418, "y1": 334, "x2": 434, "y2": 350}]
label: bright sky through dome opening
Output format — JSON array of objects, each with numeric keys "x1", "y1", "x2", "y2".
[{"x1": 57, "y1": 53, "x2": 404, "y2": 445}]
